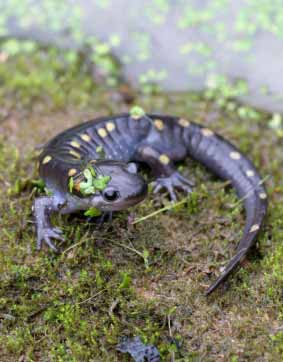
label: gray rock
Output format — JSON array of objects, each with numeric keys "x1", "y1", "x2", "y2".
[{"x1": 2, "y1": 0, "x2": 283, "y2": 112}]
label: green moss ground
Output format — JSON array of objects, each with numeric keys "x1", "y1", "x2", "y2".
[{"x1": 1, "y1": 45, "x2": 283, "y2": 362}]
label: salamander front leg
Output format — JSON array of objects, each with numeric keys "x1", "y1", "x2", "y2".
[
  {"x1": 134, "y1": 145, "x2": 194, "y2": 201},
  {"x1": 95, "y1": 212, "x2": 113, "y2": 227},
  {"x1": 33, "y1": 196, "x2": 65, "y2": 252}
]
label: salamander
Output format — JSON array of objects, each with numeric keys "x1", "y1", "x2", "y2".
[{"x1": 34, "y1": 112, "x2": 268, "y2": 294}]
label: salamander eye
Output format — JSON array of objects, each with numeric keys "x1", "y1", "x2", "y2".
[{"x1": 102, "y1": 187, "x2": 120, "y2": 202}]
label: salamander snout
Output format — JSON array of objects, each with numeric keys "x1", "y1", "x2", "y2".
[{"x1": 90, "y1": 161, "x2": 148, "y2": 211}]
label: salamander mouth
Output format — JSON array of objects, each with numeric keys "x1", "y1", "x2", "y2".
[{"x1": 118, "y1": 182, "x2": 148, "y2": 209}]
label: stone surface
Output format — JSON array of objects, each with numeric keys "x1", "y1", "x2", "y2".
[{"x1": 2, "y1": 0, "x2": 283, "y2": 111}]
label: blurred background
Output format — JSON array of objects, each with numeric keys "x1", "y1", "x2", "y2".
[{"x1": 1, "y1": 0, "x2": 283, "y2": 112}]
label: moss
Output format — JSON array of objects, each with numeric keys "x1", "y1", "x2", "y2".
[{"x1": 0, "y1": 42, "x2": 282, "y2": 362}]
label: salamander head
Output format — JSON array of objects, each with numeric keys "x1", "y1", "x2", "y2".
[{"x1": 71, "y1": 160, "x2": 147, "y2": 211}]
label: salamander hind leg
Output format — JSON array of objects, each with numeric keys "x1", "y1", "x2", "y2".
[
  {"x1": 134, "y1": 144, "x2": 194, "y2": 201},
  {"x1": 152, "y1": 172, "x2": 194, "y2": 201}
]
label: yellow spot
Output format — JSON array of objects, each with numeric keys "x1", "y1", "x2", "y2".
[
  {"x1": 201, "y1": 128, "x2": 214, "y2": 137},
  {"x1": 246, "y1": 170, "x2": 255, "y2": 177},
  {"x1": 106, "y1": 122, "x2": 116, "y2": 132},
  {"x1": 259, "y1": 192, "x2": 267, "y2": 199},
  {"x1": 69, "y1": 150, "x2": 81, "y2": 159},
  {"x1": 42, "y1": 155, "x2": 52, "y2": 164},
  {"x1": 230, "y1": 151, "x2": 241, "y2": 160},
  {"x1": 74, "y1": 183, "x2": 81, "y2": 192},
  {"x1": 97, "y1": 128, "x2": 107, "y2": 138},
  {"x1": 250, "y1": 224, "x2": 260, "y2": 233},
  {"x1": 178, "y1": 118, "x2": 190, "y2": 127},
  {"x1": 90, "y1": 159, "x2": 97, "y2": 164},
  {"x1": 159, "y1": 154, "x2": 170, "y2": 165},
  {"x1": 80, "y1": 133, "x2": 91, "y2": 142},
  {"x1": 68, "y1": 168, "x2": 77, "y2": 177},
  {"x1": 153, "y1": 119, "x2": 164, "y2": 130},
  {"x1": 70, "y1": 140, "x2": 81, "y2": 148}
]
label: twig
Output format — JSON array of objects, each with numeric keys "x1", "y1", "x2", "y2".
[
  {"x1": 131, "y1": 198, "x2": 188, "y2": 225},
  {"x1": 61, "y1": 232, "x2": 90, "y2": 256},
  {"x1": 114, "y1": 241, "x2": 145, "y2": 259},
  {"x1": 76, "y1": 289, "x2": 105, "y2": 305}
]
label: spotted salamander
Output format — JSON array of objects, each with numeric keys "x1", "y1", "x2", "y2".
[{"x1": 34, "y1": 113, "x2": 268, "y2": 294}]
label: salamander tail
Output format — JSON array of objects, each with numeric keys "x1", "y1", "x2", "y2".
[{"x1": 205, "y1": 185, "x2": 267, "y2": 295}]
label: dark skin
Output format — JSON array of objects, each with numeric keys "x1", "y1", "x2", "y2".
[{"x1": 34, "y1": 113, "x2": 268, "y2": 294}]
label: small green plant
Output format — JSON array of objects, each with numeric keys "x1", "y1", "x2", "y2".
[
  {"x1": 69, "y1": 165, "x2": 111, "y2": 196},
  {"x1": 84, "y1": 207, "x2": 102, "y2": 217},
  {"x1": 119, "y1": 272, "x2": 132, "y2": 290}
]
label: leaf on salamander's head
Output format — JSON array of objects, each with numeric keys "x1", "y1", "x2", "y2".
[
  {"x1": 130, "y1": 105, "x2": 146, "y2": 118},
  {"x1": 68, "y1": 177, "x2": 74, "y2": 193},
  {"x1": 69, "y1": 165, "x2": 111, "y2": 196}
]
